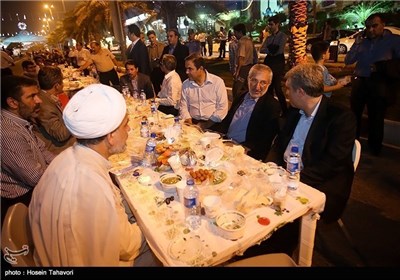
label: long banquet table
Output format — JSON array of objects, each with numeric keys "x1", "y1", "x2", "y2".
[{"x1": 109, "y1": 99, "x2": 326, "y2": 267}]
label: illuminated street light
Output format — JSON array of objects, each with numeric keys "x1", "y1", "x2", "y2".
[{"x1": 44, "y1": 4, "x2": 54, "y2": 20}]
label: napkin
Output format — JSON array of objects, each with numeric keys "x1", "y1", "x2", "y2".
[
  {"x1": 164, "y1": 125, "x2": 180, "y2": 144},
  {"x1": 205, "y1": 147, "x2": 224, "y2": 166}
]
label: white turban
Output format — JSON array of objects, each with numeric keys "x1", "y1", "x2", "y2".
[{"x1": 63, "y1": 84, "x2": 126, "y2": 139}]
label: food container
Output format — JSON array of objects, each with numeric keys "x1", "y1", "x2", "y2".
[
  {"x1": 159, "y1": 173, "x2": 182, "y2": 193},
  {"x1": 215, "y1": 211, "x2": 246, "y2": 240}
]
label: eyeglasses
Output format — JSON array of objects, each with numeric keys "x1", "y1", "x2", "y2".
[{"x1": 249, "y1": 78, "x2": 269, "y2": 87}]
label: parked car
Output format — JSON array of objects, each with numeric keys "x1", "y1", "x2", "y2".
[
  {"x1": 333, "y1": 26, "x2": 400, "y2": 54},
  {"x1": 306, "y1": 29, "x2": 357, "y2": 53}
]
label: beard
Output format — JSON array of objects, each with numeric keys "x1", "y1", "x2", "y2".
[
  {"x1": 109, "y1": 141, "x2": 127, "y2": 155},
  {"x1": 19, "y1": 102, "x2": 40, "y2": 119}
]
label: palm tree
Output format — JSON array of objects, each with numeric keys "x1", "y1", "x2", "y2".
[
  {"x1": 288, "y1": 0, "x2": 308, "y2": 68},
  {"x1": 338, "y1": 1, "x2": 393, "y2": 29},
  {"x1": 47, "y1": 1, "x2": 152, "y2": 45}
]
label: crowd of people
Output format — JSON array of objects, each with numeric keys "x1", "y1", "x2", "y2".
[{"x1": 1, "y1": 13, "x2": 399, "y2": 267}]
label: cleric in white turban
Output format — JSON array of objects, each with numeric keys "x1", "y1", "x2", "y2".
[
  {"x1": 30, "y1": 84, "x2": 161, "y2": 266},
  {"x1": 63, "y1": 84, "x2": 127, "y2": 139}
]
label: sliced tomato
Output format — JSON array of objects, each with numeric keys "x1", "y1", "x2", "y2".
[{"x1": 257, "y1": 217, "x2": 270, "y2": 226}]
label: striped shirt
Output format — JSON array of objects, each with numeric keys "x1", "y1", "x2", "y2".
[{"x1": 1, "y1": 109, "x2": 55, "y2": 199}]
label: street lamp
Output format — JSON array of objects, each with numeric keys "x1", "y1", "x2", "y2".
[{"x1": 44, "y1": 4, "x2": 54, "y2": 20}]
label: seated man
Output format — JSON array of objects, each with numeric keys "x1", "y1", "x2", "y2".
[
  {"x1": 267, "y1": 63, "x2": 356, "y2": 224},
  {"x1": 179, "y1": 53, "x2": 228, "y2": 130},
  {"x1": 156, "y1": 54, "x2": 182, "y2": 116},
  {"x1": 1, "y1": 75, "x2": 55, "y2": 227},
  {"x1": 238, "y1": 63, "x2": 356, "y2": 260},
  {"x1": 120, "y1": 59, "x2": 154, "y2": 99},
  {"x1": 210, "y1": 64, "x2": 280, "y2": 161},
  {"x1": 29, "y1": 84, "x2": 161, "y2": 266},
  {"x1": 21, "y1": 60, "x2": 38, "y2": 80},
  {"x1": 34, "y1": 66, "x2": 76, "y2": 154}
]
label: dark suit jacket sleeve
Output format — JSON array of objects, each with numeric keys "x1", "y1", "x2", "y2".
[
  {"x1": 244, "y1": 95, "x2": 280, "y2": 161},
  {"x1": 138, "y1": 73, "x2": 155, "y2": 99},
  {"x1": 300, "y1": 106, "x2": 356, "y2": 187}
]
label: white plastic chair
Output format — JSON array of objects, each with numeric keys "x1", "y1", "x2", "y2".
[
  {"x1": 1, "y1": 203, "x2": 35, "y2": 267},
  {"x1": 225, "y1": 253, "x2": 297, "y2": 267}
]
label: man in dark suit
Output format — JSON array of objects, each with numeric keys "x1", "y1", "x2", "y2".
[
  {"x1": 267, "y1": 63, "x2": 356, "y2": 223},
  {"x1": 126, "y1": 24, "x2": 150, "y2": 76},
  {"x1": 119, "y1": 59, "x2": 154, "y2": 99},
  {"x1": 211, "y1": 64, "x2": 280, "y2": 161},
  {"x1": 162, "y1": 28, "x2": 189, "y2": 82},
  {"x1": 236, "y1": 63, "x2": 356, "y2": 261}
]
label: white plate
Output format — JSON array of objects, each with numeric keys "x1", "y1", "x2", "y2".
[{"x1": 168, "y1": 235, "x2": 203, "y2": 264}]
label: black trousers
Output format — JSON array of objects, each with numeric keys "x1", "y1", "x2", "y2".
[
  {"x1": 157, "y1": 105, "x2": 179, "y2": 116},
  {"x1": 232, "y1": 64, "x2": 253, "y2": 103},
  {"x1": 219, "y1": 40, "x2": 226, "y2": 58},
  {"x1": 98, "y1": 68, "x2": 120, "y2": 86},
  {"x1": 150, "y1": 67, "x2": 164, "y2": 94},
  {"x1": 264, "y1": 54, "x2": 287, "y2": 116},
  {"x1": 350, "y1": 76, "x2": 387, "y2": 154}
]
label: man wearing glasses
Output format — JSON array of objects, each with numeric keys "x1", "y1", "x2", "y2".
[
  {"x1": 210, "y1": 64, "x2": 280, "y2": 160},
  {"x1": 162, "y1": 29, "x2": 189, "y2": 82}
]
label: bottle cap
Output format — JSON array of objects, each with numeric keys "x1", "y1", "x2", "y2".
[
  {"x1": 150, "y1": 132, "x2": 156, "y2": 138},
  {"x1": 187, "y1": 179, "x2": 194, "y2": 185},
  {"x1": 291, "y1": 145, "x2": 299, "y2": 153}
]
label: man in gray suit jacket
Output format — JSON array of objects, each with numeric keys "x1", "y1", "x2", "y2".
[
  {"x1": 34, "y1": 66, "x2": 75, "y2": 154},
  {"x1": 120, "y1": 59, "x2": 154, "y2": 99}
]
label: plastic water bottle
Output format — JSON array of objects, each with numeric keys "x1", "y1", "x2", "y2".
[
  {"x1": 139, "y1": 89, "x2": 146, "y2": 106},
  {"x1": 286, "y1": 144, "x2": 301, "y2": 192},
  {"x1": 140, "y1": 118, "x2": 149, "y2": 138},
  {"x1": 150, "y1": 99, "x2": 158, "y2": 124},
  {"x1": 121, "y1": 85, "x2": 130, "y2": 99},
  {"x1": 183, "y1": 179, "x2": 201, "y2": 231},
  {"x1": 173, "y1": 116, "x2": 182, "y2": 138},
  {"x1": 142, "y1": 133, "x2": 157, "y2": 167},
  {"x1": 132, "y1": 90, "x2": 139, "y2": 102}
]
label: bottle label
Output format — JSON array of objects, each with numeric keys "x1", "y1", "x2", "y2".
[
  {"x1": 287, "y1": 157, "x2": 300, "y2": 173},
  {"x1": 145, "y1": 144, "x2": 155, "y2": 152},
  {"x1": 184, "y1": 197, "x2": 196, "y2": 208}
]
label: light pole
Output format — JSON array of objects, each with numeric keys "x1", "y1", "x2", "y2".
[{"x1": 44, "y1": 4, "x2": 54, "y2": 20}]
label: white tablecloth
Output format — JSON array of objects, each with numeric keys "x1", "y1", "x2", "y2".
[{"x1": 110, "y1": 105, "x2": 326, "y2": 266}]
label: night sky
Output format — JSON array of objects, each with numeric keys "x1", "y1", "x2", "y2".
[{"x1": 1, "y1": 0, "x2": 78, "y2": 36}]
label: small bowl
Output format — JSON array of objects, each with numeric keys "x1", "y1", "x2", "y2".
[
  {"x1": 215, "y1": 211, "x2": 246, "y2": 240},
  {"x1": 159, "y1": 173, "x2": 182, "y2": 193}
]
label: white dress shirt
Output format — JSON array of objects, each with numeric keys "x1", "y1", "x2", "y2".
[
  {"x1": 157, "y1": 70, "x2": 182, "y2": 108},
  {"x1": 29, "y1": 144, "x2": 143, "y2": 266},
  {"x1": 179, "y1": 70, "x2": 228, "y2": 122}
]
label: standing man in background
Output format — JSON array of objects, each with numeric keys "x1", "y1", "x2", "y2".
[
  {"x1": 126, "y1": 24, "x2": 151, "y2": 76},
  {"x1": 218, "y1": 27, "x2": 227, "y2": 59},
  {"x1": 79, "y1": 41, "x2": 120, "y2": 87},
  {"x1": 232, "y1": 23, "x2": 256, "y2": 103},
  {"x1": 68, "y1": 42, "x2": 91, "y2": 76},
  {"x1": 207, "y1": 31, "x2": 214, "y2": 57},
  {"x1": 344, "y1": 13, "x2": 400, "y2": 156},
  {"x1": 162, "y1": 28, "x2": 189, "y2": 82},
  {"x1": 147, "y1": 30, "x2": 165, "y2": 93},
  {"x1": 260, "y1": 15, "x2": 288, "y2": 117}
]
